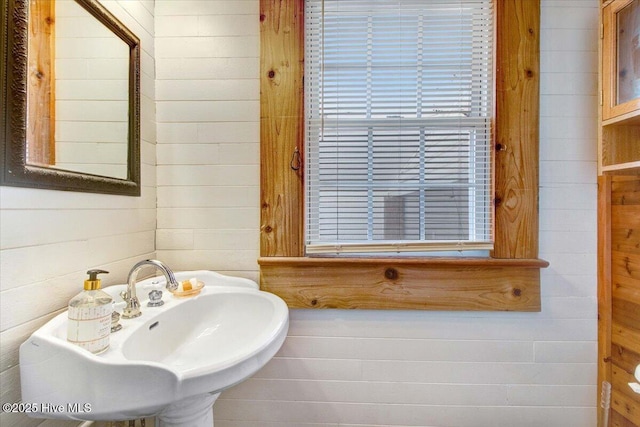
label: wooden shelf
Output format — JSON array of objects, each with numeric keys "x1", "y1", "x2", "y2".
[
  {"x1": 602, "y1": 111, "x2": 640, "y2": 126},
  {"x1": 600, "y1": 124, "x2": 640, "y2": 174},
  {"x1": 601, "y1": 161, "x2": 640, "y2": 174}
]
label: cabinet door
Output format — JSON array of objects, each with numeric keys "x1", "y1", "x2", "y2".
[{"x1": 603, "y1": 0, "x2": 640, "y2": 122}]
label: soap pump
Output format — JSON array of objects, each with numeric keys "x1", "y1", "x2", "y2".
[{"x1": 67, "y1": 269, "x2": 113, "y2": 354}]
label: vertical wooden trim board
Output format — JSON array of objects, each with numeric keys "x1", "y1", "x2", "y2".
[
  {"x1": 259, "y1": 0, "x2": 305, "y2": 257},
  {"x1": 493, "y1": 0, "x2": 540, "y2": 259},
  {"x1": 597, "y1": 176, "x2": 613, "y2": 427}
]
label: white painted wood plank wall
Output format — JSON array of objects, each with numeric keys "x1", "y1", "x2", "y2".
[
  {"x1": 0, "y1": 0, "x2": 598, "y2": 426},
  {"x1": 155, "y1": 0, "x2": 599, "y2": 425},
  {"x1": 0, "y1": 2, "x2": 156, "y2": 426},
  {"x1": 155, "y1": 0, "x2": 260, "y2": 278}
]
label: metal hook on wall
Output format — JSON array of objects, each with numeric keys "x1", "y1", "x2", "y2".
[{"x1": 290, "y1": 146, "x2": 302, "y2": 171}]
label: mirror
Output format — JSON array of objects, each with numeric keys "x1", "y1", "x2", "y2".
[{"x1": 1, "y1": 0, "x2": 141, "y2": 196}]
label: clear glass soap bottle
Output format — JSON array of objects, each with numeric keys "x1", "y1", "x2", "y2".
[{"x1": 67, "y1": 269, "x2": 113, "y2": 354}]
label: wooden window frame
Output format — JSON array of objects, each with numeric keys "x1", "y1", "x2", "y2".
[{"x1": 259, "y1": 0, "x2": 548, "y2": 311}]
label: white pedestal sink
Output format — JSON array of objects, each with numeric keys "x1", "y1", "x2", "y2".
[{"x1": 20, "y1": 271, "x2": 289, "y2": 427}]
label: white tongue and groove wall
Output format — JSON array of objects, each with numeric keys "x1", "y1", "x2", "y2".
[
  {"x1": 155, "y1": 0, "x2": 598, "y2": 425},
  {"x1": 0, "y1": 1, "x2": 598, "y2": 426}
]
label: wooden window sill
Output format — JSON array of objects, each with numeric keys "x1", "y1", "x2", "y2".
[{"x1": 259, "y1": 257, "x2": 549, "y2": 311}]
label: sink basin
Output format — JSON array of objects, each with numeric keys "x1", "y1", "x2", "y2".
[{"x1": 20, "y1": 271, "x2": 289, "y2": 426}]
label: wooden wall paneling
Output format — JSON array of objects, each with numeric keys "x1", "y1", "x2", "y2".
[
  {"x1": 611, "y1": 342, "x2": 640, "y2": 375},
  {"x1": 610, "y1": 353, "x2": 640, "y2": 425},
  {"x1": 611, "y1": 390, "x2": 640, "y2": 426},
  {"x1": 605, "y1": 176, "x2": 640, "y2": 426},
  {"x1": 612, "y1": 413, "x2": 639, "y2": 427},
  {"x1": 611, "y1": 319, "x2": 640, "y2": 356},
  {"x1": 610, "y1": 410, "x2": 638, "y2": 427},
  {"x1": 610, "y1": 177, "x2": 640, "y2": 203}
]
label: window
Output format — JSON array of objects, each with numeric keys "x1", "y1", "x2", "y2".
[
  {"x1": 305, "y1": 0, "x2": 494, "y2": 255},
  {"x1": 259, "y1": 0, "x2": 548, "y2": 311}
]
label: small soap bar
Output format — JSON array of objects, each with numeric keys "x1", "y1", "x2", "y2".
[{"x1": 171, "y1": 278, "x2": 203, "y2": 298}]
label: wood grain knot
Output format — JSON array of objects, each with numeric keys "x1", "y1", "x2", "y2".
[
  {"x1": 260, "y1": 14, "x2": 266, "y2": 22},
  {"x1": 264, "y1": 225, "x2": 273, "y2": 233},
  {"x1": 525, "y1": 68, "x2": 534, "y2": 78},
  {"x1": 512, "y1": 288, "x2": 522, "y2": 297},
  {"x1": 384, "y1": 268, "x2": 399, "y2": 280},
  {"x1": 268, "y1": 70, "x2": 276, "y2": 79},
  {"x1": 494, "y1": 197, "x2": 503, "y2": 207},
  {"x1": 310, "y1": 299, "x2": 318, "y2": 306}
]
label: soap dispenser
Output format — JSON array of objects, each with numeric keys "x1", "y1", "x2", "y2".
[{"x1": 67, "y1": 269, "x2": 113, "y2": 354}]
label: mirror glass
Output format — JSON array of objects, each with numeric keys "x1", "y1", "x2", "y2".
[
  {"x1": 615, "y1": 0, "x2": 640, "y2": 104},
  {"x1": 1, "y1": 0, "x2": 141, "y2": 196},
  {"x1": 27, "y1": 0, "x2": 130, "y2": 179}
]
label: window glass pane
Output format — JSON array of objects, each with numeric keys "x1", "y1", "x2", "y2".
[
  {"x1": 616, "y1": 0, "x2": 640, "y2": 104},
  {"x1": 305, "y1": 0, "x2": 494, "y2": 254}
]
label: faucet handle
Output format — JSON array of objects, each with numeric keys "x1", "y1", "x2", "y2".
[
  {"x1": 147, "y1": 289, "x2": 164, "y2": 307},
  {"x1": 144, "y1": 280, "x2": 165, "y2": 307},
  {"x1": 111, "y1": 310, "x2": 122, "y2": 333},
  {"x1": 143, "y1": 280, "x2": 164, "y2": 291},
  {"x1": 121, "y1": 295, "x2": 142, "y2": 319}
]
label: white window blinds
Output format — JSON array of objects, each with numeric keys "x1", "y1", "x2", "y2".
[{"x1": 305, "y1": 0, "x2": 494, "y2": 255}]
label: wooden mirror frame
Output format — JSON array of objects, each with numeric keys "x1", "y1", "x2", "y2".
[{"x1": 0, "y1": 0, "x2": 141, "y2": 196}]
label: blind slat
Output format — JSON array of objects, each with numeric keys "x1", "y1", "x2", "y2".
[{"x1": 305, "y1": 0, "x2": 494, "y2": 254}]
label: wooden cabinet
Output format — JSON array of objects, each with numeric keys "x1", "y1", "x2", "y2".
[
  {"x1": 598, "y1": 3, "x2": 640, "y2": 427},
  {"x1": 599, "y1": 0, "x2": 640, "y2": 173},
  {"x1": 597, "y1": 176, "x2": 640, "y2": 427}
]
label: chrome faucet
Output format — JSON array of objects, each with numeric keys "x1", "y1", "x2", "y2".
[{"x1": 120, "y1": 259, "x2": 179, "y2": 319}]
